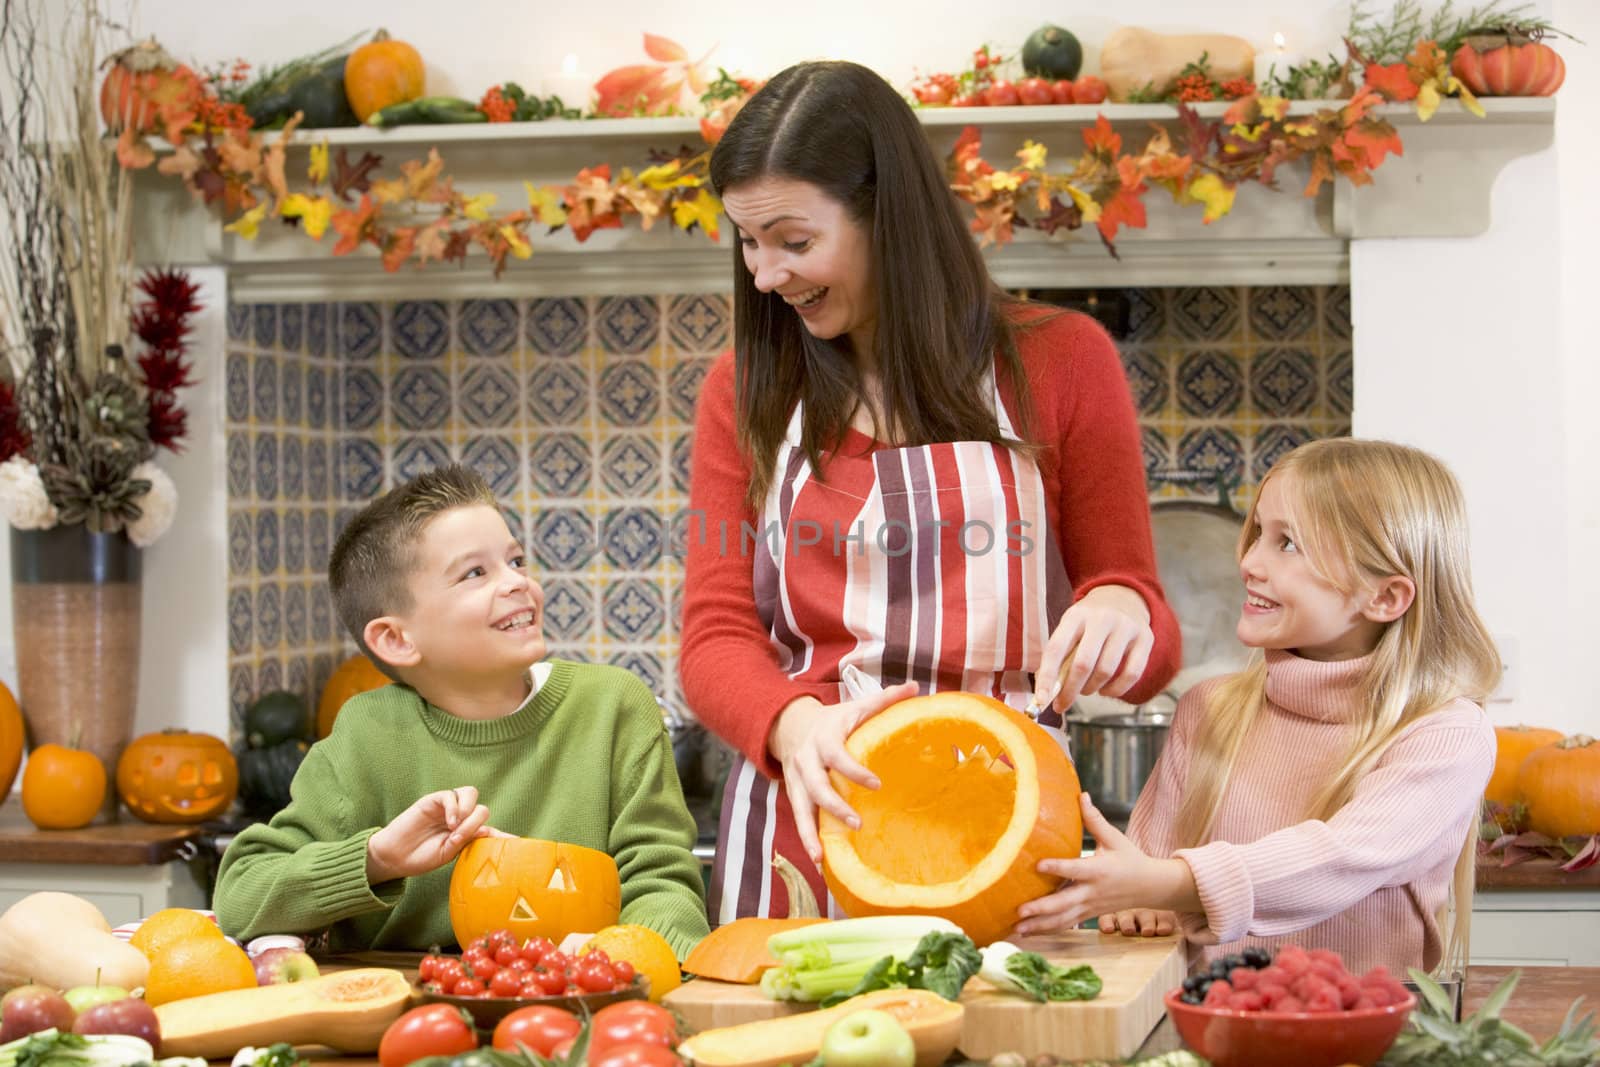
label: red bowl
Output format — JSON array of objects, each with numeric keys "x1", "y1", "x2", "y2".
[{"x1": 1164, "y1": 988, "x2": 1417, "y2": 1067}]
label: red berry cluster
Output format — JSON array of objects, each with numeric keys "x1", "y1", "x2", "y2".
[
  {"x1": 1196, "y1": 945, "x2": 1411, "y2": 1013},
  {"x1": 1176, "y1": 73, "x2": 1216, "y2": 102},
  {"x1": 418, "y1": 928, "x2": 637, "y2": 999}
]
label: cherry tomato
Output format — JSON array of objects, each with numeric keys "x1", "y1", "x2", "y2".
[
  {"x1": 612, "y1": 960, "x2": 636, "y2": 985},
  {"x1": 951, "y1": 92, "x2": 986, "y2": 107},
  {"x1": 486, "y1": 929, "x2": 517, "y2": 952},
  {"x1": 576, "y1": 959, "x2": 618, "y2": 993},
  {"x1": 534, "y1": 968, "x2": 567, "y2": 996},
  {"x1": 493, "y1": 1005, "x2": 582, "y2": 1055},
  {"x1": 589, "y1": 1044, "x2": 683, "y2": 1067},
  {"x1": 521, "y1": 937, "x2": 556, "y2": 964},
  {"x1": 506, "y1": 956, "x2": 534, "y2": 975},
  {"x1": 466, "y1": 936, "x2": 490, "y2": 955},
  {"x1": 489, "y1": 969, "x2": 523, "y2": 997},
  {"x1": 1017, "y1": 77, "x2": 1055, "y2": 105},
  {"x1": 519, "y1": 976, "x2": 545, "y2": 998},
  {"x1": 378, "y1": 1004, "x2": 479, "y2": 1067},
  {"x1": 454, "y1": 977, "x2": 486, "y2": 997},
  {"x1": 913, "y1": 82, "x2": 952, "y2": 105},
  {"x1": 984, "y1": 80, "x2": 1021, "y2": 107},
  {"x1": 585, "y1": 948, "x2": 611, "y2": 966},
  {"x1": 493, "y1": 943, "x2": 521, "y2": 968},
  {"x1": 588, "y1": 1001, "x2": 680, "y2": 1054},
  {"x1": 543, "y1": 951, "x2": 571, "y2": 973},
  {"x1": 1073, "y1": 74, "x2": 1108, "y2": 104},
  {"x1": 1051, "y1": 79, "x2": 1076, "y2": 104},
  {"x1": 434, "y1": 959, "x2": 466, "y2": 993},
  {"x1": 974, "y1": 47, "x2": 990, "y2": 69}
]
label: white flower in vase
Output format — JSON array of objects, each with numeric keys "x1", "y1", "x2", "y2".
[
  {"x1": 0, "y1": 457, "x2": 60, "y2": 530},
  {"x1": 126, "y1": 461, "x2": 178, "y2": 547}
]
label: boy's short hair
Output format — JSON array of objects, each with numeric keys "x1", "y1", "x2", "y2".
[{"x1": 328, "y1": 464, "x2": 498, "y2": 676}]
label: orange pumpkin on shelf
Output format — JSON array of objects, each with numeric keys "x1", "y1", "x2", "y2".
[
  {"x1": 819, "y1": 691, "x2": 1083, "y2": 947},
  {"x1": 116, "y1": 729, "x2": 238, "y2": 824},
  {"x1": 98, "y1": 38, "x2": 200, "y2": 134},
  {"x1": 343, "y1": 29, "x2": 425, "y2": 123},
  {"x1": 0, "y1": 682, "x2": 21, "y2": 803},
  {"x1": 1486, "y1": 724, "x2": 1563, "y2": 807},
  {"x1": 317, "y1": 654, "x2": 392, "y2": 738},
  {"x1": 448, "y1": 837, "x2": 621, "y2": 950},
  {"x1": 1450, "y1": 31, "x2": 1566, "y2": 96},
  {"x1": 1515, "y1": 734, "x2": 1600, "y2": 840},
  {"x1": 21, "y1": 743, "x2": 106, "y2": 830}
]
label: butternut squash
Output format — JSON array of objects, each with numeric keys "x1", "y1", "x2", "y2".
[
  {"x1": 153, "y1": 967, "x2": 411, "y2": 1057},
  {"x1": 0, "y1": 892, "x2": 150, "y2": 991},
  {"x1": 681, "y1": 917, "x2": 828, "y2": 984},
  {"x1": 677, "y1": 988, "x2": 963, "y2": 1067},
  {"x1": 1099, "y1": 26, "x2": 1257, "y2": 101}
]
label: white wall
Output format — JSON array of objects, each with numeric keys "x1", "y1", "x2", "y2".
[{"x1": 3, "y1": 1, "x2": 1592, "y2": 744}]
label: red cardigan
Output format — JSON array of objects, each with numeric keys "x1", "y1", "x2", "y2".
[{"x1": 679, "y1": 309, "x2": 1181, "y2": 777}]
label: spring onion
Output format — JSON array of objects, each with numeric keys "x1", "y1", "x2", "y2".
[{"x1": 979, "y1": 941, "x2": 1103, "y2": 1002}]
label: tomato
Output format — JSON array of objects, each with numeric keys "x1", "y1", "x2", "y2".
[
  {"x1": 1051, "y1": 78, "x2": 1076, "y2": 104},
  {"x1": 576, "y1": 959, "x2": 618, "y2": 993},
  {"x1": 588, "y1": 1001, "x2": 680, "y2": 1054},
  {"x1": 454, "y1": 977, "x2": 486, "y2": 997},
  {"x1": 542, "y1": 951, "x2": 571, "y2": 973},
  {"x1": 378, "y1": 1005, "x2": 479, "y2": 1067},
  {"x1": 550, "y1": 1037, "x2": 577, "y2": 1060},
  {"x1": 984, "y1": 80, "x2": 1021, "y2": 107},
  {"x1": 913, "y1": 81, "x2": 952, "y2": 105},
  {"x1": 506, "y1": 956, "x2": 534, "y2": 975},
  {"x1": 435, "y1": 959, "x2": 466, "y2": 993},
  {"x1": 951, "y1": 93, "x2": 986, "y2": 107},
  {"x1": 489, "y1": 969, "x2": 523, "y2": 997},
  {"x1": 521, "y1": 937, "x2": 556, "y2": 964},
  {"x1": 1017, "y1": 77, "x2": 1055, "y2": 105},
  {"x1": 534, "y1": 968, "x2": 567, "y2": 995},
  {"x1": 589, "y1": 1044, "x2": 683, "y2": 1067},
  {"x1": 612, "y1": 959, "x2": 636, "y2": 985},
  {"x1": 1073, "y1": 74, "x2": 1108, "y2": 104},
  {"x1": 417, "y1": 954, "x2": 444, "y2": 982},
  {"x1": 493, "y1": 943, "x2": 521, "y2": 968},
  {"x1": 492, "y1": 1005, "x2": 582, "y2": 1056}
]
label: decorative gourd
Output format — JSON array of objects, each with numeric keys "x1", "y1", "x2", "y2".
[
  {"x1": 153, "y1": 968, "x2": 412, "y2": 1058},
  {"x1": 343, "y1": 30, "x2": 425, "y2": 123},
  {"x1": 318, "y1": 654, "x2": 392, "y2": 738},
  {"x1": 21, "y1": 742, "x2": 106, "y2": 830},
  {"x1": 1451, "y1": 31, "x2": 1566, "y2": 96},
  {"x1": 1021, "y1": 25, "x2": 1084, "y2": 81},
  {"x1": 675, "y1": 988, "x2": 964, "y2": 1067},
  {"x1": 1099, "y1": 26, "x2": 1256, "y2": 102},
  {"x1": 449, "y1": 837, "x2": 622, "y2": 949},
  {"x1": 245, "y1": 54, "x2": 361, "y2": 129},
  {"x1": 681, "y1": 917, "x2": 828, "y2": 984},
  {"x1": 246, "y1": 690, "x2": 311, "y2": 749},
  {"x1": 237, "y1": 738, "x2": 310, "y2": 816},
  {"x1": 1515, "y1": 735, "x2": 1600, "y2": 840},
  {"x1": 116, "y1": 729, "x2": 239, "y2": 824},
  {"x1": 0, "y1": 681, "x2": 21, "y2": 803},
  {"x1": 819, "y1": 692, "x2": 1083, "y2": 948},
  {"x1": 98, "y1": 39, "x2": 198, "y2": 134},
  {"x1": 1486, "y1": 724, "x2": 1563, "y2": 807},
  {"x1": 0, "y1": 892, "x2": 151, "y2": 991}
]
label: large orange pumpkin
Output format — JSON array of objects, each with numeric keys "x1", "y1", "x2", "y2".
[
  {"x1": 1486, "y1": 724, "x2": 1563, "y2": 807},
  {"x1": 0, "y1": 682, "x2": 21, "y2": 803},
  {"x1": 1450, "y1": 34, "x2": 1566, "y2": 96},
  {"x1": 819, "y1": 692, "x2": 1083, "y2": 947},
  {"x1": 21, "y1": 743, "x2": 106, "y2": 830},
  {"x1": 448, "y1": 837, "x2": 621, "y2": 950},
  {"x1": 116, "y1": 729, "x2": 238, "y2": 824},
  {"x1": 317, "y1": 654, "x2": 392, "y2": 738},
  {"x1": 1516, "y1": 734, "x2": 1600, "y2": 840},
  {"x1": 343, "y1": 30, "x2": 426, "y2": 123}
]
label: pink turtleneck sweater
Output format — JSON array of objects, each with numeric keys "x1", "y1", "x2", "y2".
[{"x1": 1127, "y1": 649, "x2": 1495, "y2": 974}]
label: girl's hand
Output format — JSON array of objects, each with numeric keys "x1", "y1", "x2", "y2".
[
  {"x1": 1098, "y1": 909, "x2": 1179, "y2": 937},
  {"x1": 1033, "y1": 585, "x2": 1154, "y2": 712},
  {"x1": 769, "y1": 681, "x2": 921, "y2": 865},
  {"x1": 366, "y1": 786, "x2": 498, "y2": 884},
  {"x1": 1014, "y1": 793, "x2": 1199, "y2": 936}
]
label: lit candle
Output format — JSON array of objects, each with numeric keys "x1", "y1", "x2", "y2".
[
  {"x1": 544, "y1": 54, "x2": 593, "y2": 115},
  {"x1": 1254, "y1": 32, "x2": 1304, "y2": 92}
]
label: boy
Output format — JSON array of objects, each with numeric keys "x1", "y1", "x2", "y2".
[{"x1": 215, "y1": 465, "x2": 710, "y2": 958}]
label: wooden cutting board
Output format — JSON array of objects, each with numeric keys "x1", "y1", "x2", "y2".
[{"x1": 663, "y1": 931, "x2": 1186, "y2": 1062}]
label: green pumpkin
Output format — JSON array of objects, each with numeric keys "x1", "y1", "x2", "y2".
[
  {"x1": 244, "y1": 690, "x2": 309, "y2": 749},
  {"x1": 1021, "y1": 25, "x2": 1084, "y2": 80},
  {"x1": 246, "y1": 54, "x2": 360, "y2": 129},
  {"x1": 237, "y1": 738, "x2": 310, "y2": 815}
]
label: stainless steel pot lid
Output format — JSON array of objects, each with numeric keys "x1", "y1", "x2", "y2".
[{"x1": 1069, "y1": 708, "x2": 1172, "y2": 728}]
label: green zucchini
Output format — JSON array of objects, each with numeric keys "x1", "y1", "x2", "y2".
[{"x1": 366, "y1": 96, "x2": 487, "y2": 128}]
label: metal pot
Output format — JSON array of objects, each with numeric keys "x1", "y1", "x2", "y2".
[{"x1": 1067, "y1": 703, "x2": 1172, "y2": 824}]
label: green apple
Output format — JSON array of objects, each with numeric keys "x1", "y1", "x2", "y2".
[
  {"x1": 62, "y1": 983, "x2": 131, "y2": 1014},
  {"x1": 819, "y1": 1008, "x2": 916, "y2": 1067}
]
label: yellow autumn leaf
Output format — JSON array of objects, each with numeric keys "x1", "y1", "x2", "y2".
[
  {"x1": 500, "y1": 224, "x2": 532, "y2": 259},
  {"x1": 525, "y1": 181, "x2": 569, "y2": 227},
  {"x1": 280, "y1": 193, "x2": 333, "y2": 240},
  {"x1": 1416, "y1": 81, "x2": 1441, "y2": 122},
  {"x1": 462, "y1": 192, "x2": 497, "y2": 221},
  {"x1": 990, "y1": 170, "x2": 1022, "y2": 192},
  {"x1": 309, "y1": 141, "x2": 329, "y2": 184},
  {"x1": 224, "y1": 203, "x2": 269, "y2": 240},
  {"x1": 1259, "y1": 96, "x2": 1291, "y2": 121},
  {"x1": 1447, "y1": 77, "x2": 1486, "y2": 117},
  {"x1": 1185, "y1": 173, "x2": 1236, "y2": 224},
  {"x1": 638, "y1": 160, "x2": 699, "y2": 191},
  {"x1": 1017, "y1": 140, "x2": 1048, "y2": 171},
  {"x1": 1065, "y1": 183, "x2": 1100, "y2": 222},
  {"x1": 672, "y1": 188, "x2": 722, "y2": 239}
]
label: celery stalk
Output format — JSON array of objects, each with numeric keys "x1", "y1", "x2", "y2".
[{"x1": 759, "y1": 917, "x2": 977, "y2": 1004}]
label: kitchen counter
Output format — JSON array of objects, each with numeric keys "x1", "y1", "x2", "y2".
[
  {"x1": 0, "y1": 803, "x2": 205, "y2": 865},
  {"x1": 1478, "y1": 855, "x2": 1600, "y2": 889}
]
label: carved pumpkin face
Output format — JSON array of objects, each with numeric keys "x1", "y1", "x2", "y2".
[
  {"x1": 448, "y1": 838, "x2": 621, "y2": 949},
  {"x1": 115, "y1": 729, "x2": 238, "y2": 824}
]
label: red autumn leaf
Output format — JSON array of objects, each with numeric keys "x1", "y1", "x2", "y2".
[
  {"x1": 1363, "y1": 62, "x2": 1419, "y2": 101},
  {"x1": 1096, "y1": 178, "x2": 1147, "y2": 243},
  {"x1": 642, "y1": 33, "x2": 689, "y2": 63},
  {"x1": 952, "y1": 125, "x2": 993, "y2": 179},
  {"x1": 381, "y1": 227, "x2": 417, "y2": 272},
  {"x1": 1082, "y1": 114, "x2": 1122, "y2": 158},
  {"x1": 1035, "y1": 195, "x2": 1083, "y2": 235},
  {"x1": 594, "y1": 64, "x2": 672, "y2": 117},
  {"x1": 330, "y1": 194, "x2": 379, "y2": 256},
  {"x1": 1335, "y1": 121, "x2": 1404, "y2": 173},
  {"x1": 332, "y1": 148, "x2": 383, "y2": 202},
  {"x1": 1561, "y1": 835, "x2": 1600, "y2": 873}
]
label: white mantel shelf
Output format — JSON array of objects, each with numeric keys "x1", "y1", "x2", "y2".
[{"x1": 133, "y1": 97, "x2": 1555, "y2": 300}]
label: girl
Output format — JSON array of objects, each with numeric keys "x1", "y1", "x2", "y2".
[{"x1": 1017, "y1": 438, "x2": 1499, "y2": 975}]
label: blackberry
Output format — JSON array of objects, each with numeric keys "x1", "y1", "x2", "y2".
[
  {"x1": 1208, "y1": 959, "x2": 1233, "y2": 980},
  {"x1": 1221, "y1": 953, "x2": 1248, "y2": 972},
  {"x1": 1242, "y1": 946, "x2": 1273, "y2": 968},
  {"x1": 1181, "y1": 990, "x2": 1203, "y2": 1005},
  {"x1": 1182, "y1": 974, "x2": 1207, "y2": 993}
]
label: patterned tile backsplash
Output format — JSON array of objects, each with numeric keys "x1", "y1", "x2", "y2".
[{"x1": 224, "y1": 285, "x2": 1350, "y2": 737}]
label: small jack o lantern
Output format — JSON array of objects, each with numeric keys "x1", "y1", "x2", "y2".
[
  {"x1": 448, "y1": 837, "x2": 621, "y2": 949},
  {"x1": 116, "y1": 729, "x2": 238, "y2": 824}
]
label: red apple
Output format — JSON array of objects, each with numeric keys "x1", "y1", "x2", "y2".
[
  {"x1": 0, "y1": 984, "x2": 74, "y2": 1043},
  {"x1": 72, "y1": 997, "x2": 160, "y2": 1053},
  {"x1": 252, "y1": 947, "x2": 320, "y2": 986}
]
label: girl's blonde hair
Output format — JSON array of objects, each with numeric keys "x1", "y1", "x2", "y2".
[{"x1": 1173, "y1": 438, "x2": 1500, "y2": 973}]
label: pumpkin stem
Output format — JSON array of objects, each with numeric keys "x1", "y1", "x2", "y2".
[
  {"x1": 772, "y1": 854, "x2": 821, "y2": 918},
  {"x1": 1557, "y1": 734, "x2": 1596, "y2": 749},
  {"x1": 370, "y1": 28, "x2": 391, "y2": 42}
]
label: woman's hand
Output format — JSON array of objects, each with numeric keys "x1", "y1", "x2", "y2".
[
  {"x1": 1033, "y1": 584, "x2": 1154, "y2": 712},
  {"x1": 769, "y1": 681, "x2": 920, "y2": 865},
  {"x1": 1013, "y1": 793, "x2": 1199, "y2": 936}
]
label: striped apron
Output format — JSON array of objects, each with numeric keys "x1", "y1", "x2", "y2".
[{"x1": 708, "y1": 376, "x2": 1074, "y2": 923}]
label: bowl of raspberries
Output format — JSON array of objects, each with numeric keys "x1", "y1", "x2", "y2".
[{"x1": 1164, "y1": 944, "x2": 1417, "y2": 1067}]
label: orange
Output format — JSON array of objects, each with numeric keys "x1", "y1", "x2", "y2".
[
  {"x1": 584, "y1": 924, "x2": 681, "y2": 1002},
  {"x1": 130, "y1": 907, "x2": 224, "y2": 960},
  {"x1": 143, "y1": 934, "x2": 257, "y2": 1006}
]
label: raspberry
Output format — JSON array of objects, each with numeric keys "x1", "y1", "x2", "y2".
[
  {"x1": 1353, "y1": 995, "x2": 1378, "y2": 1010},
  {"x1": 1258, "y1": 964, "x2": 1289, "y2": 986},
  {"x1": 1231, "y1": 990, "x2": 1265, "y2": 1011},
  {"x1": 1276, "y1": 995, "x2": 1306, "y2": 1013},
  {"x1": 1309, "y1": 948, "x2": 1346, "y2": 970},
  {"x1": 1258, "y1": 982, "x2": 1289, "y2": 1008},
  {"x1": 1338, "y1": 976, "x2": 1364, "y2": 1008},
  {"x1": 1306, "y1": 986, "x2": 1343, "y2": 1012},
  {"x1": 1276, "y1": 948, "x2": 1311, "y2": 977},
  {"x1": 1229, "y1": 967, "x2": 1259, "y2": 991},
  {"x1": 1203, "y1": 979, "x2": 1234, "y2": 1007}
]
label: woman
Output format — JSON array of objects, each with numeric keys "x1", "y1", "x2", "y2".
[{"x1": 680, "y1": 60, "x2": 1181, "y2": 923}]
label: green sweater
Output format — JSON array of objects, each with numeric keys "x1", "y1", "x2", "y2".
[{"x1": 214, "y1": 660, "x2": 710, "y2": 959}]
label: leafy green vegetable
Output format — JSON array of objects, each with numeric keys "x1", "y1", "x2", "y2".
[
  {"x1": 1379, "y1": 968, "x2": 1598, "y2": 1066},
  {"x1": 1003, "y1": 952, "x2": 1102, "y2": 1002},
  {"x1": 0, "y1": 1031, "x2": 155, "y2": 1067},
  {"x1": 815, "y1": 930, "x2": 984, "y2": 1008},
  {"x1": 761, "y1": 916, "x2": 965, "y2": 1002}
]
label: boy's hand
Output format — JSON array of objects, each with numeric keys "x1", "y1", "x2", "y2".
[
  {"x1": 1012, "y1": 793, "x2": 1199, "y2": 937},
  {"x1": 1098, "y1": 909, "x2": 1179, "y2": 937},
  {"x1": 366, "y1": 786, "x2": 502, "y2": 884}
]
